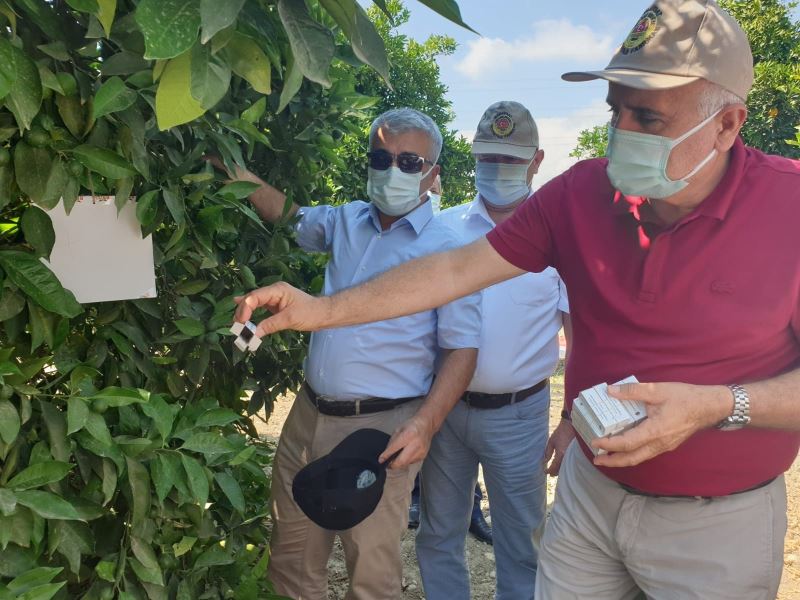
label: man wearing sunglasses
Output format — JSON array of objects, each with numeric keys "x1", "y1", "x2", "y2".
[
  {"x1": 416, "y1": 101, "x2": 571, "y2": 600},
  {"x1": 218, "y1": 107, "x2": 480, "y2": 600}
]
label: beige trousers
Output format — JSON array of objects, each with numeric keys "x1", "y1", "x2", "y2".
[
  {"x1": 267, "y1": 387, "x2": 421, "y2": 600},
  {"x1": 536, "y1": 441, "x2": 787, "y2": 600}
]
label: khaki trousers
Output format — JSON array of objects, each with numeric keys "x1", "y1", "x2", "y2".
[
  {"x1": 536, "y1": 441, "x2": 787, "y2": 600},
  {"x1": 267, "y1": 387, "x2": 421, "y2": 600}
]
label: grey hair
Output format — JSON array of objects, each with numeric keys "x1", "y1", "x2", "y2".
[
  {"x1": 698, "y1": 81, "x2": 746, "y2": 118},
  {"x1": 368, "y1": 108, "x2": 443, "y2": 163}
]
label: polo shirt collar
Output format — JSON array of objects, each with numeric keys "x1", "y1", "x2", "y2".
[
  {"x1": 611, "y1": 136, "x2": 747, "y2": 222},
  {"x1": 465, "y1": 195, "x2": 495, "y2": 226},
  {"x1": 366, "y1": 198, "x2": 434, "y2": 235}
]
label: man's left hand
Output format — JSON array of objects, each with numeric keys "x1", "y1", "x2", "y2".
[
  {"x1": 379, "y1": 414, "x2": 435, "y2": 470},
  {"x1": 592, "y1": 382, "x2": 731, "y2": 468}
]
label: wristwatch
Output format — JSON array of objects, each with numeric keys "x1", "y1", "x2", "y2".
[{"x1": 716, "y1": 384, "x2": 751, "y2": 431}]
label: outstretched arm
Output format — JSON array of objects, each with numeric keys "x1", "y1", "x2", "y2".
[{"x1": 234, "y1": 237, "x2": 525, "y2": 335}]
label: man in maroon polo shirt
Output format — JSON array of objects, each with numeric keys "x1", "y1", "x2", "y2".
[{"x1": 232, "y1": 1, "x2": 800, "y2": 597}]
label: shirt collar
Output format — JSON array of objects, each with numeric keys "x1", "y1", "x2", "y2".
[
  {"x1": 365, "y1": 198, "x2": 434, "y2": 235},
  {"x1": 611, "y1": 136, "x2": 747, "y2": 223}
]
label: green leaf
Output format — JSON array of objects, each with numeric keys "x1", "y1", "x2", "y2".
[
  {"x1": 65, "y1": 0, "x2": 100, "y2": 13},
  {"x1": 150, "y1": 453, "x2": 176, "y2": 502},
  {"x1": 92, "y1": 76, "x2": 137, "y2": 119},
  {"x1": 95, "y1": 560, "x2": 115, "y2": 582},
  {"x1": 135, "y1": 189, "x2": 159, "y2": 228},
  {"x1": 125, "y1": 456, "x2": 151, "y2": 531},
  {"x1": 214, "y1": 471, "x2": 245, "y2": 514},
  {"x1": 162, "y1": 187, "x2": 185, "y2": 225},
  {"x1": 195, "y1": 408, "x2": 241, "y2": 428},
  {"x1": 228, "y1": 445, "x2": 256, "y2": 466},
  {"x1": 194, "y1": 545, "x2": 234, "y2": 568},
  {"x1": 101, "y1": 459, "x2": 116, "y2": 505},
  {"x1": 180, "y1": 454, "x2": 208, "y2": 508},
  {"x1": 131, "y1": 536, "x2": 160, "y2": 571},
  {"x1": 130, "y1": 557, "x2": 163, "y2": 586},
  {"x1": 189, "y1": 42, "x2": 231, "y2": 110},
  {"x1": 6, "y1": 566, "x2": 62, "y2": 594},
  {"x1": 71, "y1": 145, "x2": 136, "y2": 179},
  {"x1": 136, "y1": 0, "x2": 200, "y2": 60},
  {"x1": 319, "y1": 0, "x2": 389, "y2": 82},
  {"x1": 0, "y1": 400, "x2": 20, "y2": 444},
  {"x1": 15, "y1": 490, "x2": 82, "y2": 520},
  {"x1": 89, "y1": 386, "x2": 148, "y2": 407},
  {"x1": 49, "y1": 520, "x2": 92, "y2": 575},
  {"x1": 67, "y1": 397, "x2": 89, "y2": 435},
  {"x1": 15, "y1": 583, "x2": 65, "y2": 600},
  {"x1": 155, "y1": 51, "x2": 206, "y2": 130},
  {"x1": 141, "y1": 394, "x2": 173, "y2": 442},
  {"x1": 0, "y1": 489, "x2": 17, "y2": 515},
  {"x1": 199, "y1": 0, "x2": 244, "y2": 43},
  {"x1": 216, "y1": 181, "x2": 260, "y2": 200},
  {"x1": 7, "y1": 461, "x2": 72, "y2": 491},
  {"x1": 85, "y1": 412, "x2": 113, "y2": 446},
  {"x1": 172, "y1": 535, "x2": 196, "y2": 557},
  {"x1": 278, "y1": 55, "x2": 303, "y2": 113},
  {"x1": 0, "y1": 290, "x2": 26, "y2": 322},
  {"x1": 174, "y1": 317, "x2": 204, "y2": 337},
  {"x1": 13, "y1": 142, "x2": 52, "y2": 205},
  {"x1": 0, "y1": 252, "x2": 82, "y2": 318},
  {"x1": 39, "y1": 401, "x2": 69, "y2": 462},
  {"x1": 0, "y1": 38, "x2": 42, "y2": 130},
  {"x1": 224, "y1": 33, "x2": 272, "y2": 95},
  {"x1": 96, "y1": 0, "x2": 117, "y2": 38},
  {"x1": 416, "y1": 0, "x2": 477, "y2": 33},
  {"x1": 20, "y1": 207, "x2": 54, "y2": 259},
  {"x1": 277, "y1": 0, "x2": 334, "y2": 87},
  {"x1": 55, "y1": 94, "x2": 85, "y2": 139},
  {"x1": 181, "y1": 432, "x2": 234, "y2": 456},
  {"x1": 240, "y1": 97, "x2": 266, "y2": 124}
]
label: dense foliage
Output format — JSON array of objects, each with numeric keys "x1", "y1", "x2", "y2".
[{"x1": 0, "y1": 0, "x2": 471, "y2": 597}]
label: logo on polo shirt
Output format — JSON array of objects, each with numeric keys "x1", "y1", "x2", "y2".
[
  {"x1": 491, "y1": 112, "x2": 514, "y2": 138},
  {"x1": 621, "y1": 5, "x2": 662, "y2": 55}
]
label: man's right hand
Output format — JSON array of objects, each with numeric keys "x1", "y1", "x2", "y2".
[{"x1": 234, "y1": 283, "x2": 330, "y2": 335}]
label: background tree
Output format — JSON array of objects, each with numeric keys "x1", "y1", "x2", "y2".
[
  {"x1": 571, "y1": 0, "x2": 800, "y2": 160},
  {"x1": 334, "y1": 0, "x2": 476, "y2": 209}
]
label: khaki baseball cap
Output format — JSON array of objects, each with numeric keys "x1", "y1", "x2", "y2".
[
  {"x1": 562, "y1": 0, "x2": 753, "y2": 100},
  {"x1": 471, "y1": 101, "x2": 539, "y2": 160}
]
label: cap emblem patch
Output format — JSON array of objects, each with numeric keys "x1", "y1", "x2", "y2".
[
  {"x1": 621, "y1": 6, "x2": 662, "y2": 55},
  {"x1": 491, "y1": 112, "x2": 514, "y2": 138}
]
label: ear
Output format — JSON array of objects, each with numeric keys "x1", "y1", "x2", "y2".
[
  {"x1": 716, "y1": 105, "x2": 747, "y2": 152},
  {"x1": 527, "y1": 149, "x2": 544, "y2": 184},
  {"x1": 427, "y1": 164, "x2": 441, "y2": 187}
]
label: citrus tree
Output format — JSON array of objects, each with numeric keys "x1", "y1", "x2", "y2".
[{"x1": 0, "y1": 0, "x2": 471, "y2": 598}]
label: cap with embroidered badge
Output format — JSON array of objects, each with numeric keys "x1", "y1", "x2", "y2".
[
  {"x1": 292, "y1": 428, "x2": 393, "y2": 531},
  {"x1": 471, "y1": 101, "x2": 539, "y2": 160},
  {"x1": 562, "y1": 0, "x2": 754, "y2": 100}
]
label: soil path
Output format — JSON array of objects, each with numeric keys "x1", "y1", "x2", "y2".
[{"x1": 254, "y1": 370, "x2": 800, "y2": 599}]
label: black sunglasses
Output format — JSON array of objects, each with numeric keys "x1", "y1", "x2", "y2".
[{"x1": 367, "y1": 149, "x2": 434, "y2": 174}]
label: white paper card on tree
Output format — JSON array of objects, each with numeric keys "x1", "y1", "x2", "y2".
[{"x1": 42, "y1": 196, "x2": 157, "y2": 304}]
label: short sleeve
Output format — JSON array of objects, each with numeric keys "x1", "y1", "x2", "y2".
[
  {"x1": 436, "y1": 290, "x2": 481, "y2": 350},
  {"x1": 557, "y1": 276, "x2": 569, "y2": 313},
  {"x1": 294, "y1": 205, "x2": 337, "y2": 253},
  {"x1": 486, "y1": 173, "x2": 568, "y2": 273}
]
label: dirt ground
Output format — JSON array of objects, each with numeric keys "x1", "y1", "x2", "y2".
[{"x1": 254, "y1": 367, "x2": 800, "y2": 599}]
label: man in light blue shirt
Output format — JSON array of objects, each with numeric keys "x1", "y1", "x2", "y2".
[
  {"x1": 219, "y1": 108, "x2": 480, "y2": 600},
  {"x1": 416, "y1": 101, "x2": 572, "y2": 600}
]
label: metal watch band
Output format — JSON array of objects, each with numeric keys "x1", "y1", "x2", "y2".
[{"x1": 717, "y1": 383, "x2": 751, "y2": 429}]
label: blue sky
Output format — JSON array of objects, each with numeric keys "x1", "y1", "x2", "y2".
[{"x1": 390, "y1": 1, "x2": 645, "y2": 187}]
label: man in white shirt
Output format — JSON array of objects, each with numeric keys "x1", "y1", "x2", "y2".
[{"x1": 417, "y1": 101, "x2": 573, "y2": 600}]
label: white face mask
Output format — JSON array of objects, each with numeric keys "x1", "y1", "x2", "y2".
[
  {"x1": 475, "y1": 161, "x2": 532, "y2": 206},
  {"x1": 367, "y1": 166, "x2": 432, "y2": 216},
  {"x1": 606, "y1": 109, "x2": 721, "y2": 199},
  {"x1": 428, "y1": 192, "x2": 441, "y2": 213}
]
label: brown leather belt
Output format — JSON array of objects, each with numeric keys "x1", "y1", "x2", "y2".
[
  {"x1": 303, "y1": 382, "x2": 421, "y2": 417},
  {"x1": 618, "y1": 477, "x2": 776, "y2": 500},
  {"x1": 461, "y1": 378, "x2": 549, "y2": 410}
]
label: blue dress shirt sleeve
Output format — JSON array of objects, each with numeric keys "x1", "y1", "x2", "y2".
[
  {"x1": 294, "y1": 205, "x2": 338, "y2": 253},
  {"x1": 557, "y1": 277, "x2": 570, "y2": 313},
  {"x1": 436, "y1": 290, "x2": 482, "y2": 350}
]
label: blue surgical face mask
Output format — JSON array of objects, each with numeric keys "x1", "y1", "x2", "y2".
[
  {"x1": 367, "y1": 166, "x2": 433, "y2": 216},
  {"x1": 606, "y1": 109, "x2": 721, "y2": 199},
  {"x1": 475, "y1": 161, "x2": 532, "y2": 206}
]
